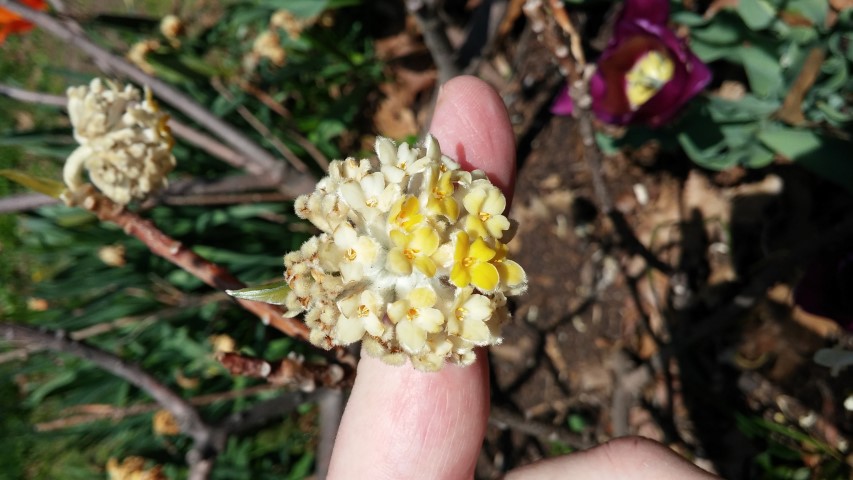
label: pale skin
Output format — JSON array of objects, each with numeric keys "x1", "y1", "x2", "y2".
[{"x1": 327, "y1": 76, "x2": 719, "y2": 480}]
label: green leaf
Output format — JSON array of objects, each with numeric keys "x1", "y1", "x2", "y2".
[
  {"x1": 785, "y1": 0, "x2": 828, "y2": 27},
  {"x1": 0, "y1": 169, "x2": 65, "y2": 198},
  {"x1": 256, "y1": 0, "x2": 360, "y2": 18},
  {"x1": 690, "y1": 14, "x2": 744, "y2": 45},
  {"x1": 814, "y1": 347, "x2": 853, "y2": 376},
  {"x1": 739, "y1": 45, "x2": 783, "y2": 97},
  {"x1": 759, "y1": 127, "x2": 853, "y2": 191},
  {"x1": 736, "y1": 0, "x2": 777, "y2": 30},
  {"x1": 227, "y1": 280, "x2": 291, "y2": 305}
]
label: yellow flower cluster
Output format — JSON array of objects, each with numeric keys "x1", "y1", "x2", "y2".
[
  {"x1": 63, "y1": 79, "x2": 175, "y2": 205},
  {"x1": 283, "y1": 135, "x2": 526, "y2": 371}
]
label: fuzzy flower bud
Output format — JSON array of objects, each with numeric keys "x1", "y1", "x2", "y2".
[
  {"x1": 63, "y1": 78, "x2": 176, "y2": 205},
  {"x1": 281, "y1": 135, "x2": 527, "y2": 371}
]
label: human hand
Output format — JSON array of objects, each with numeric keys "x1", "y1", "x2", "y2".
[{"x1": 327, "y1": 76, "x2": 718, "y2": 480}]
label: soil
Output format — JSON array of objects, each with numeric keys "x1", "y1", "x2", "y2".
[{"x1": 371, "y1": 3, "x2": 853, "y2": 478}]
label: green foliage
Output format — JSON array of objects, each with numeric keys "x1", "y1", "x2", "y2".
[
  {"x1": 0, "y1": 0, "x2": 381, "y2": 477},
  {"x1": 736, "y1": 414, "x2": 848, "y2": 479},
  {"x1": 604, "y1": 0, "x2": 853, "y2": 189}
]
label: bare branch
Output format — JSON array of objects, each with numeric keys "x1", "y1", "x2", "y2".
[
  {"x1": 406, "y1": 0, "x2": 460, "y2": 84},
  {"x1": 67, "y1": 186, "x2": 312, "y2": 341},
  {"x1": 0, "y1": 1, "x2": 315, "y2": 196},
  {"x1": 210, "y1": 78, "x2": 310, "y2": 174},
  {"x1": 0, "y1": 323, "x2": 212, "y2": 442}
]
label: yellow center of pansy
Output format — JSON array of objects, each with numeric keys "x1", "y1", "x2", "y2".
[
  {"x1": 625, "y1": 50, "x2": 674, "y2": 109},
  {"x1": 345, "y1": 248, "x2": 357, "y2": 261},
  {"x1": 357, "y1": 305, "x2": 370, "y2": 317}
]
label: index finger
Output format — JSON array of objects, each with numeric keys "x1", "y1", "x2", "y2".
[{"x1": 327, "y1": 75, "x2": 516, "y2": 480}]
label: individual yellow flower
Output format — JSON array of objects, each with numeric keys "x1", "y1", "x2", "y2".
[
  {"x1": 446, "y1": 287, "x2": 494, "y2": 345},
  {"x1": 388, "y1": 287, "x2": 445, "y2": 354},
  {"x1": 451, "y1": 232, "x2": 499, "y2": 291},
  {"x1": 491, "y1": 241, "x2": 527, "y2": 291},
  {"x1": 388, "y1": 195, "x2": 424, "y2": 232},
  {"x1": 387, "y1": 227, "x2": 440, "y2": 277},
  {"x1": 336, "y1": 290, "x2": 385, "y2": 343},
  {"x1": 422, "y1": 165, "x2": 459, "y2": 221},
  {"x1": 462, "y1": 181, "x2": 510, "y2": 239}
]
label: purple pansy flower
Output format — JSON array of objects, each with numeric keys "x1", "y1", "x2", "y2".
[{"x1": 553, "y1": 0, "x2": 711, "y2": 127}]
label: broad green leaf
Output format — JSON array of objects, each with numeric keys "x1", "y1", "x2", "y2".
[
  {"x1": 785, "y1": 0, "x2": 828, "y2": 27},
  {"x1": 759, "y1": 127, "x2": 853, "y2": 191},
  {"x1": 0, "y1": 169, "x2": 65, "y2": 198},
  {"x1": 227, "y1": 280, "x2": 291, "y2": 305},
  {"x1": 690, "y1": 14, "x2": 744, "y2": 45},
  {"x1": 814, "y1": 347, "x2": 853, "y2": 376},
  {"x1": 678, "y1": 133, "x2": 733, "y2": 170},
  {"x1": 736, "y1": 0, "x2": 777, "y2": 30},
  {"x1": 739, "y1": 45, "x2": 783, "y2": 97}
]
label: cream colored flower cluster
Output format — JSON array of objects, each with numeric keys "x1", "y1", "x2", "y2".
[
  {"x1": 63, "y1": 79, "x2": 176, "y2": 205},
  {"x1": 283, "y1": 135, "x2": 526, "y2": 371}
]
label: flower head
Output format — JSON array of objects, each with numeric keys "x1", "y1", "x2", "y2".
[
  {"x1": 63, "y1": 79, "x2": 176, "y2": 205},
  {"x1": 266, "y1": 135, "x2": 527, "y2": 371},
  {"x1": 0, "y1": 0, "x2": 46, "y2": 45},
  {"x1": 553, "y1": 0, "x2": 711, "y2": 127},
  {"x1": 593, "y1": 0, "x2": 711, "y2": 126}
]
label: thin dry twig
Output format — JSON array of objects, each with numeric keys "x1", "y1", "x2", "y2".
[
  {"x1": 211, "y1": 78, "x2": 310, "y2": 174},
  {"x1": 66, "y1": 186, "x2": 311, "y2": 341},
  {"x1": 490, "y1": 406, "x2": 589, "y2": 449},
  {"x1": 0, "y1": 323, "x2": 213, "y2": 445},
  {"x1": 35, "y1": 384, "x2": 278, "y2": 432},
  {"x1": 406, "y1": 0, "x2": 460, "y2": 84},
  {"x1": 0, "y1": 1, "x2": 315, "y2": 196}
]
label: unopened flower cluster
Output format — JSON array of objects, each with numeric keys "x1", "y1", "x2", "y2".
[
  {"x1": 63, "y1": 78, "x2": 176, "y2": 205},
  {"x1": 283, "y1": 135, "x2": 526, "y2": 371}
]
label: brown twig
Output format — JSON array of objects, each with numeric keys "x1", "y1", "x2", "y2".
[
  {"x1": 0, "y1": 1, "x2": 315, "y2": 196},
  {"x1": 406, "y1": 0, "x2": 460, "y2": 84},
  {"x1": 218, "y1": 351, "x2": 354, "y2": 390},
  {"x1": 0, "y1": 323, "x2": 213, "y2": 444},
  {"x1": 68, "y1": 186, "x2": 309, "y2": 340},
  {"x1": 0, "y1": 293, "x2": 225, "y2": 365},
  {"x1": 210, "y1": 78, "x2": 310, "y2": 174},
  {"x1": 490, "y1": 406, "x2": 589, "y2": 449}
]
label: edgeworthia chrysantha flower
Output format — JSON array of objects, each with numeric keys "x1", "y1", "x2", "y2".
[
  {"x1": 63, "y1": 78, "x2": 176, "y2": 205},
  {"x1": 235, "y1": 135, "x2": 527, "y2": 371}
]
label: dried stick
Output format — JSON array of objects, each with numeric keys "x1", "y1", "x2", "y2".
[
  {"x1": 35, "y1": 384, "x2": 278, "y2": 431},
  {"x1": 210, "y1": 78, "x2": 310, "y2": 174},
  {"x1": 68, "y1": 186, "x2": 310, "y2": 340},
  {"x1": 0, "y1": 323, "x2": 212, "y2": 444},
  {"x1": 406, "y1": 0, "x2": 460, "y2": 84},
  {"x1": 0, "y1": 1, "x2": 315, "y2": 196}
]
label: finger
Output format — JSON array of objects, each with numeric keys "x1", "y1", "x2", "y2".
[
  {"x1": 327, "y1": 75, "x2": 516, "y2": 480},
  {"x1": 505, "y1": 436, "x2": 719, "y2": 480}
]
